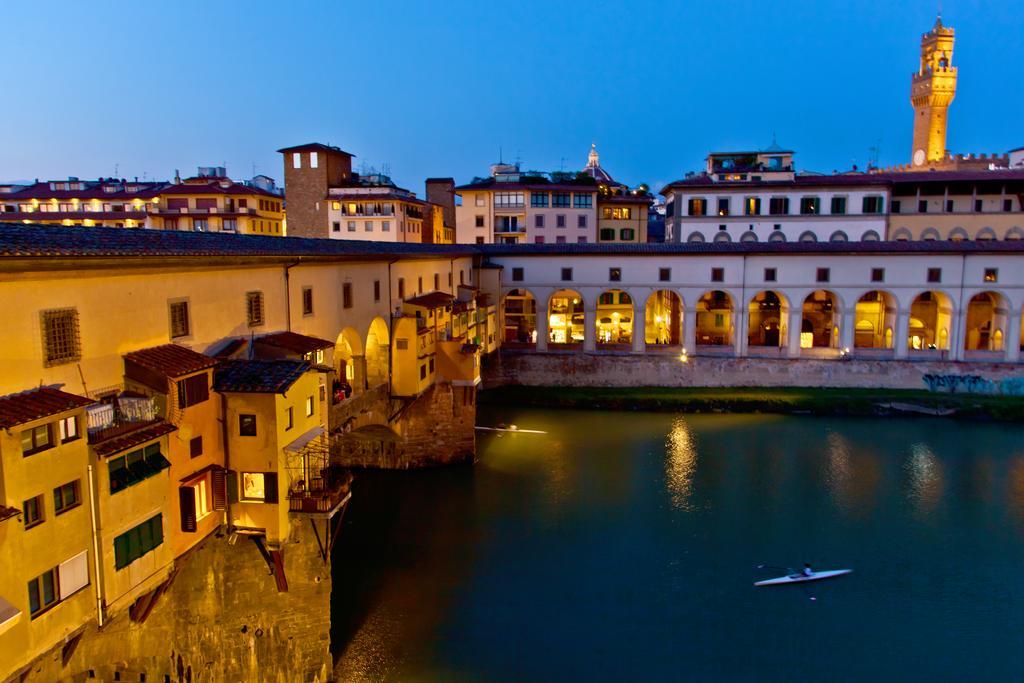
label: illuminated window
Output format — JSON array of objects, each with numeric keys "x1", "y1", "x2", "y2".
[
  {"x1": 242, "y1": 472, "x2": 266, "y2": 500},
  {"x1": 688, "y1": 198, "x2": 707, "y2": 216},
  {"x1": 717, "y1": 198, "x2": 730, "y2": 216},
  {"x1": 984, "y1": 268, "x2": 998, "y2": 283},
  {"x1": 59, "y1": 416, "x2": 78, "y2": 442},
  {"x1": 306, "y1": 396, "x2": 314, "y2": 417}
]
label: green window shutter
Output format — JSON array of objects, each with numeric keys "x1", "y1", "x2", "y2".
[
  {"x1": 211, "y1": 468, "x2": 227, "y2": 510},
  {"x1": 114, "y1": 533, "x2": 130, "y2": 569},
  {"x1": 226, "y1": 470, "x2": 238, "y2": 504},
  {"x1": 263, "y1": 472, "x2": 279, "y2": 504},
  {"x1": 179, "y1": 487, "x2": 197, "y2": 532},
  {"x1": 151, "y1": 514, "x2": 164, "y2": 548}
]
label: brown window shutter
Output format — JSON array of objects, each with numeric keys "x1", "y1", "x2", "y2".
[
  {"x1": 264, "y1": 472, "x2": 279, "y2": 504},
  {"x1": 226, "y1": 470, "x2": 238, "y2": 505},
  {"x1": 179, "y1": 487, "x2": 197, "y2": 532},
  {"x1": 212, "y1": 468, "x2": 227, "y2": 510}
]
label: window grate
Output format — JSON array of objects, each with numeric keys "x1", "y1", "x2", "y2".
[
  {"x1": 246, "y1": 291, "x2": 264, "y2": 327},
  {"x1": 41, "y1": 308, "x2": 81, "y2": 367}
]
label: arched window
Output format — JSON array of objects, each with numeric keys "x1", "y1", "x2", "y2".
[
  {"x1": 921, "y1": 227, "x2": 940, "y2": 241},
  {"x1": 687, "y1": 231, "x2": 705, "y2": 243},
  {"x1": 891, "y1": 227, "x2": 912, "y2": 241},
  {"x1": 740, "y1": 230, "x2": 758, "y2": 243},
  {"x1": 798, "y1": 231, "x2": 818, "y2": 243},
  {"x1": 828, "y1": 230, "x2": 848, "y2": 243},
  {"x1": 768, "y1": 231, "x2": 787, "y2": 243},
  {"x1": 861, "y1": 230, "x2": 881, "y2": 242},
  {"x1": 1004, "y1": 226, "x2": 1024, "y2": 241},
  {"x1": 713, "y1": 231, "x2": 732, "y2": 243},
  {"x1": 976, "y1": 227, "x2": 997, "y2": 241},
  {"x1": 948, "y1": 227, "x2": 969, "y2": 241}
]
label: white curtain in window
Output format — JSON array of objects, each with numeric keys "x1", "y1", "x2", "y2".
[{"x1": 59, "y1": 550, "x2": 89, "y2": 597}]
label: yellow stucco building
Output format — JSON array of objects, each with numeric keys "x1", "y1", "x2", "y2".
[{"x1": 0, "y1": 389, "x2": 97, "y2": 679}]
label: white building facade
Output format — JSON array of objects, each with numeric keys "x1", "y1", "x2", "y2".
[
  {"x1": 486, "y1": 242, "x2": 1024, "y2": 363},
  {"x1": 662, "y1": 176, "x2": 890, "y2": 245}
]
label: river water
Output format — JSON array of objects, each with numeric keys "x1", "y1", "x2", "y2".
[{"x1": 331, "y1": 409, "x2": 1024, "y2": 681}]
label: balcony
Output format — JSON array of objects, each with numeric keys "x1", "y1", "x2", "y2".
[{"x1": 288, "y1": 466, "x2": 352, "y2": 514}]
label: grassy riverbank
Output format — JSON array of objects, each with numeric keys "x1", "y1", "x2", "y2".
[{"x1": 478, "y1": 385, "x2": 1024, "y2": 421}]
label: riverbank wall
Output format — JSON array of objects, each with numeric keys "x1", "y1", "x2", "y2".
[
  {"x1": 20, "y1": 520, "x2": 333, "y2": 683},
  {"x1": 483, "y1": 350, "x2": 1024, "y2": 392}
]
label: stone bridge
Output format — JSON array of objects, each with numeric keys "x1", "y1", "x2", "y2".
[{"x1": 328, "y1": 381, "x2": 477, "y2": 469}]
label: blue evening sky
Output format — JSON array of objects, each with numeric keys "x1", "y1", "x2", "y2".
[{"x1": 1, "y1": 1, "x2": 1020, "y2": 194}]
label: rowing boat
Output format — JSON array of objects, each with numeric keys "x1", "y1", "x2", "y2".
[{"x1": 754, "y1": 569, "x2": 852, "y2": 586}]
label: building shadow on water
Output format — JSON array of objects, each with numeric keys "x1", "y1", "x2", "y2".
[{"x1": 329, "y1": 463, "x2": 524, "y2": 677}]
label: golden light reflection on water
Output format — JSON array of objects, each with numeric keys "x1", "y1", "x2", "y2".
[
  {"x1": 666, "y1": 417, "x2": 698, "y2": 511},
  {"x1": 906, "y1": 442, "x2": 944, "y2": 514},
  {"x1": 826, "y1": 430, "x2": 852, "y2": 497}
]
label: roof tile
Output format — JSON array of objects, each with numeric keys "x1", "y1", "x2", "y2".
[{"x1": 0, "y1": 387, "x2": 94, "y2": 429}]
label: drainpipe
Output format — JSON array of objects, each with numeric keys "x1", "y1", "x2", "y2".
[
  {"x1": 86, "y1": 464, "x2": 105, "y2": 627},
  {"x1": 387, "y1": 259, "x2": 398, "y2": 391},
  {"x1": 283, "y1": 260, "x2": 301, "y2": 332},
  {"x1": 220, "y1": 392, "x2": 233, "y2": 532}
]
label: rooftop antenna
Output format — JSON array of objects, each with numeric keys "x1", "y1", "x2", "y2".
[
  {"x1": 499, "y1": 146, "x2": 503, "y2": 164},
  {"x1": 114, "y1": 163, "x2": 119, "y2": 177},
  {"x1": 560, "y1": 157, "x2": 566, "y2": 172},
  {"x1": 868, "y1": 139, "x2": 881, "y2": 168}
]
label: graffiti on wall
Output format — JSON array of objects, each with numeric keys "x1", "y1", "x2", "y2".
[{"x1": 923, "y1": 374, "x2": 1024, "y2": 396}]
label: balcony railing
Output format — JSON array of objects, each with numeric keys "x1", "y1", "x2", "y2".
[{"x1": 287, "y1": 467, "x2": 351, "y2": 514}]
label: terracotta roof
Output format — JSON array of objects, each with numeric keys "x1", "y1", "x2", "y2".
[
  {"x1": 256, "y1": 331, "x2": 334, "y2": 355},
  {"x1": 277, "y1": 142, "x2": 354, "y2": 156},
  {"x1": 124, "y1": 344, "x2": 218, "y2": 379},
  {"x1": 661, "y1": 169, "x2": 1024, "y2": 194},
  {"x1": 0, "y1": 181, "x2": 163, "y2": 201},
  {"x1": 159, "y1": 182, "x2": 279, "y2": 198},
  {"x1": 404, "y1": 291, "x2": 456, "y2": 308},
  {"x1": 327, "y1": 192, "x2": 423, "y2": 204},
  {"x1": 0, "y1": 223, "x2": 478, "y2": 260},
  {"x1": 1, "y1": 211, "x2": 149, "y2": 221},
  {"x1": 454, "y1": 176, "x2": 599, "y2": 192},
  {"x1": 480, "y1": 240, "x2": 1024, "y2": 256},
  {"x1": 92, "y1": 420, "x2": 177, "y2": 457},
  {"x1": 214, "y1": 360, "x2": 310, "y2": 394},
  {"x1": 0, "y1": 387, "x2": 94, "y2": 429}
]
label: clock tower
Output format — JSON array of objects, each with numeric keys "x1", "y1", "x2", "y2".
[{"x1": 910, "y1": 16, "x2": 957, "y2": 166}]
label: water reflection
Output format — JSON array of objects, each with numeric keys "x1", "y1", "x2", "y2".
[
  {"x1": 666, "y1": 417, "x2": 698, "y2": 511},
  {"x1": 906, "y1": 442, "x2": 944, "y2": 515}
]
